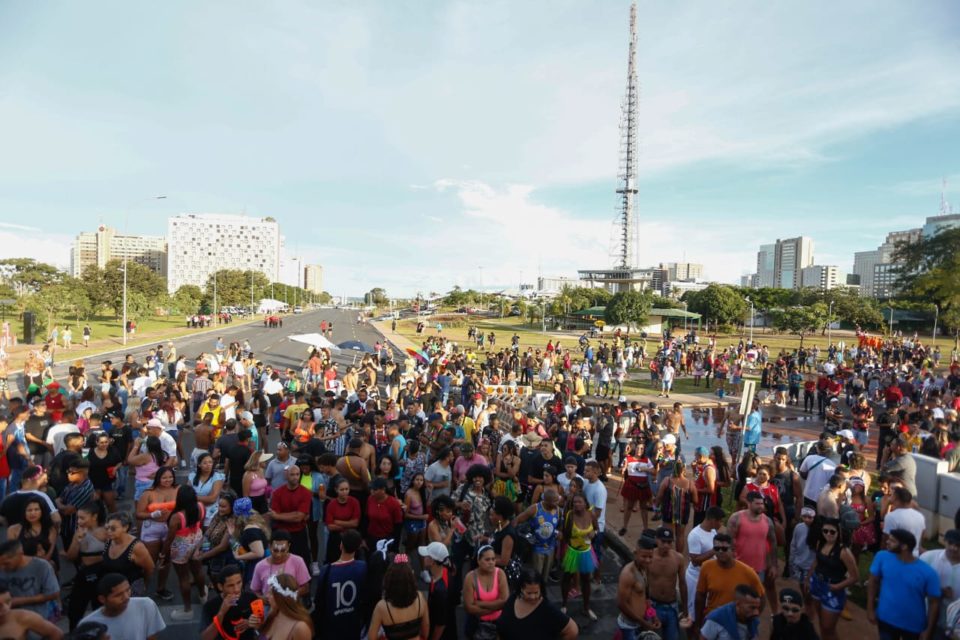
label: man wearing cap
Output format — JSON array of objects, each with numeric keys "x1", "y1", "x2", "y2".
[
  {"x1": 648, "y1": 527, "x2": 687, "y2": 640},
  {"x1": 882, "y1": 434, "x2": 918, "y2": 497},
  {"x1": 142, "y1": 418, "x2": 178, "y2": 465},
  {"x1": 265, "y1": 443, "x2": 296, "y2": 490},
  {"x1": 835, "y1": 429, "x2": 857, "y2": 465},
  {"x1": 799, "y1": 436, "x2": 839, "y2": 509},
  {"x1": 770, "y1": 588, "x2": 818, "y2": 640},
  {"x1": 824, "y1": 398, "x2": 844, "y2": 433},
  {"x1": 419, "y1": 541, "x2": 457, "y2": 640}
]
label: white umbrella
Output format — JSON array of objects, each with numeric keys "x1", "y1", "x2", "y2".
[{"x1": 287, "y1": 333, "x2": 342, "y2": 352}]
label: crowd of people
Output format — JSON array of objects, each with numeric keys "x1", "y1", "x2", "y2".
[{"x1": 0, "y1": 315, "x2": 958, "y2": 639}]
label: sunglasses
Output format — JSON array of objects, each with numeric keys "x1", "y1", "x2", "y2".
[
  {"x1": 713, "y1": 545, "x2": 731, "y2": 552},
  {"x1": 822, "y1": 529, "x2": 838, "y2": 535}
]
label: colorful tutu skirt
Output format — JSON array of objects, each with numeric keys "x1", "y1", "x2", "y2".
[{"x1": 561, "y1": 545, "x2": 598, "y2": 574}]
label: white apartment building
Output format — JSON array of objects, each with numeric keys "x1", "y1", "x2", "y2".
[
  {"x1": 303, "y1": 264, "x2": 324, "y2": 294},
  {"x1": 800, "y1": 264, "x2": 841, "y2": 291},
  {"x1": 166, "y1": 214, "x2": 281, "y2": 293},
  {"x1": 70, "y1": 225, "x2": 167, "y2": 277}
]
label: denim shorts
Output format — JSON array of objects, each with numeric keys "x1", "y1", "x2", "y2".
[{"x1": 809, "y1": 572, "x2": 845, "y2": 613}]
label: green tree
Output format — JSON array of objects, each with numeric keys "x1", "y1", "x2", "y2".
[
  {"x1": 0, "y1": 258, "x2": 63, "y2": 295},
  {"x1": 825, "y1": 288, "x2": 884, "y2": 331},
  {"x1": 525, "y1": 303, "x2": 542, "y2": 326},
  {"x1": 366, "y1": 287, "x2": 388, "y2": 306},
  {"x1": 769, "y1": 303, "x2": 829, "y2": 347},
  {"x1": 205, "y1": 270, "x2": 271, "y2": 308},
  {"x1": 604, "y1": 290, "x2": 652, "y2": 331},
  {"x1": 83, "y1": 259, "x2": 166, "y2": 317},
  {"x1": 685, "y1": 284, "x2": 748, "y2": 330},
  {"x1": 893, "y1": 227, "x2": 960, "y2": 325},
  {"x1": 170, "y1": 285, "x2": 204, "y2": 315},
  {"x1": 125, "y1": 291, "x2": 153, "y2": 323}
]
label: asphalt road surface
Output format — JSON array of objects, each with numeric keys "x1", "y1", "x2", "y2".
[{"x1": 47, "y1": 309, "x2": 629, "y2": 638}]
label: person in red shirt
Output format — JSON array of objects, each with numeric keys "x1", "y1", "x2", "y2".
[
  {"x1": 324, "y1": 477, "x2": 360, "y2": 564},
  {"x1": 884, "y1": 383, "x2": 903, "y2": 410},
  {"x1": 816, "y1": 374, "x2": 830, "y2": 418},
  {"x1": 365, "y1": 477, "x2": 403, "y2": 550},
  {"x1": 269, "y1": 465, "x2": 312, "y2": 566}
]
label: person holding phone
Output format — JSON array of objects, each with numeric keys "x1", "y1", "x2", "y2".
[{"x1": 200, "y1": 564, "x2": 259, "y2": 640}]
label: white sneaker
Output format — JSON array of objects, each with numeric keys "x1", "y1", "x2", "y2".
[
  {"x1": 170, "y1": 609, "x2": 194, "y2": 621},
  {"x1": 311, "y1": 561, "x2": 321, "y2": 576}
]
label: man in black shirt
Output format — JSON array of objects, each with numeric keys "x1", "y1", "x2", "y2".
[
  {"x1": 200, "y1": 565, "x2": 259, "y2": 640},
  {"x1": 24, "y1": 400, "x2": 53, "y2": 465},
  {"x1": 420, "y1": 541, "x2": 457, "y2": 640},
  {"x1": 213, "y1": 419, "x2": 240, "y2": 468},
  {"x1": 225, "y1": 430, "x2": 254, "y2": 495}
]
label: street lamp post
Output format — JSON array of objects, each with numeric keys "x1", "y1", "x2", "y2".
[
  {"x1": 828, "y1": 301, "x2": 834, "y2": 347},
  {"x1": 745, "y1": 296, "x2": 754, "y2": 345},
  {"x1": 933, "y1": 304, "x2": 940, "y2": 346},
  {"x1": 122, "y1": 195, "x2": 166, "y2": 346}
]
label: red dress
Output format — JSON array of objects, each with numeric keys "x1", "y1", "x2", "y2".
[{"x1": 850, "y1": 502, "x2": 876, "y2": 547}]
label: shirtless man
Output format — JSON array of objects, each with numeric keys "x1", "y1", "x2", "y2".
[
  {"x1": 617, "y1": 534, "x2": 662, "y2": 640},
  {"x1": 647, "y1": 527, "x2": 688, "y2": 640},
  {"x1": 193, "y1": 419, "x2": 214, "y2": 467},
  {"x1": 0, "y1": 587, "x2": 63, "y2": 639},
  {"x1": 816, "y1": 473, "x2": 847, "y2": 520},
  {"x1": 665, "y1": 403, "x2": 689, "y2": 442},
  {"x1": 336, "y1": 437, "x2": 371, "y2": 504}
]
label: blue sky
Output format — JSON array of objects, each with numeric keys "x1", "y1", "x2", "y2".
[{"x1": 1, "y1": 0, "x2": 958, "y2": 297}]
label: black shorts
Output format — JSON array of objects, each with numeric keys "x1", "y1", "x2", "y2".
[{"x1": 596, "y1": 445, "x2": 611, "y2": 461}]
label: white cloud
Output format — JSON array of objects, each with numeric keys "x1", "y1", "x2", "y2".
[{"x1": 0, "y1": 231, "x2": 71, "y2": 270}]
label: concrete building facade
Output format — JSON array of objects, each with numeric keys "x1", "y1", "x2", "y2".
[
  {"x1": 166, "y1": 214, "x2": 280, "y2": 293},
  {"x1": 70, "y1": 225, "x2": 167, "y2": 277}
]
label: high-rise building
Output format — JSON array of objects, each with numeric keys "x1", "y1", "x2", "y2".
[
  {"x1": 70, "y1": 225, "x2": 167, "y2": 277},
  {"x1": 664, "y1": 262, "x2": 704, "y2": 282},
  {"x1": 755, "y1": 244, "x2": 776, "y2": 288},
  {"x1": 770, "y1": 237, "x2": 814, "y2": 289},
  {"x1": 303, "y1": 264, "x2": 324, "y2": 294},
  {"x1": 800, "y1": 265, "x2": 841, "y2": 291},
  {"x1": 921, "y1": 213, "x2": 960, "y2": 239},
  {"x1": 852, "y1": 228, "x2": 921, "y2": 298},
  {"x1": 166, "y1": 214, "x2": 280, "y2": 293}
]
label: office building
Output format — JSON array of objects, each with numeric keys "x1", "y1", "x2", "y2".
[
  {"x1": 755, "y1": 244, "x2": 776, "y2": 288},
  {"x1": 772, "y1": 236, "x2": 814, "y2": 289},
  {"x1": 166, "y1": 214, "x2": 281, "y2": 293},
  {"x1": 800, "y1": 265, "x2": 842, "y2": 291},
  {"x1": 664, "y1": 262, "x2": 704, "y2": 282},
  {"x1": 537, "y1": 276, "x2": 579, "y2": 293},
  {"x1": 852, "y1": 228, "x2": 921, "y2": 298},
  {"x1": 70, "y1": 225, "x2": 167, "y2": 277},
  {"x1": 303, "y1": 264, "x2": 324, "y2": 294},
  {"x1": 922, "y1": 213, "x2": 960, "y2": 239}
]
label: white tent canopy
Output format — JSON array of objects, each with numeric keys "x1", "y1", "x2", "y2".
[
  {"x1": 287, "y1": 333, "x2": 341, "y2": 352},
  {"x1": 257, "y1": 298, "x2": 287, "y2": 313}
]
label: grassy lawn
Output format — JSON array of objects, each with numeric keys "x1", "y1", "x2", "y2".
[{"x1": 4, "y1": 314, "x2": 188, "y2": 344}]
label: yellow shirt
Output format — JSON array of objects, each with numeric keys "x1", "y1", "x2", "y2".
[
  {"x1": 462, "y1": 416, "x2": 477, "y2": 444},
  {"x1": 283, "y1": 402, "x2": 309, "y2": 427}
]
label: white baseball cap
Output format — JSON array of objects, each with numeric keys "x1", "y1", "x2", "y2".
[
  {"x1": 145, "y1": 418, "x2": 163, "y2": 429},
  {"x1": 662, "y1": 434, "x2": 677, "y2": 446},
  {"x1": 418, "y1": 541, "x2": 449, "y2": 563},
  {"x1": 837, "y1": 429, "x2": 855, "y2": 440},
  {"x1": 240, "y1": 411, "x2": 254, "y2": 422}
]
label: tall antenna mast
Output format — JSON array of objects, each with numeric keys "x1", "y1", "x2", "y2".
[{"x1": 614, "y1": 1, "x2": 640, "y2": 269}]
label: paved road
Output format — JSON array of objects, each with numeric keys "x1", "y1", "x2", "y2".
[{"x1": 48, "y1": 309, "x2": 629, "y2": 638}]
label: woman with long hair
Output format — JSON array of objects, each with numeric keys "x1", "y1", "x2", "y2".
[
  {"x1": 229, "y1": 497, "x2": 270, "y2": 583},
  {"x1": 710, "y1": 445, "x2": 732, "y2": 507},
  {"x1": 190, "y1": 452, "x2": 224, "y2": 528},
  {"x1": 242, "y1": 451, "x2": 271, "y2": 514},
  {"x1": 493, "y1": 440, "x2": 521, "y2": 504},
  {"x1": 808, "y1": 518, "x2": 859, "y2": 640},
  {"x1": 249, "y1": 573, "x2": 312, "y2": 640},
  {"x1": 87, "y1": 432, "x2": 122, "y2": 513},
  {"x1": 156, "y1": 399, "x2": 186, "y2": 467},
  {"x1": 128, "y1": 434, "x2": 168, "y2": 501},
  {"x1": 559, "y1": 494, "x2": 599, "y2": 620},
  {"x1": 376, "y1": 454, "x2": 399, "y2": 497},
  {"x1": 199, "y1": 489, "x2": 238, "y2": 579},
  {"x1": 6, "y1": 497, "x2": 57, "y2": 564},
  {"x1": 368, "y1": 557, "x2": 429, "y2": 640},
  {"x1": 101, "y1": 511, "x2": 154, "y2": 597},
  {"x1": 655, "y1": 460, "x2": 698, "y2": 554},
  {"x1": 160, "y1": 484, "x2": 207, "y2": 621},
  {"x1": 403, "y1": 472, "x2": 429, "y2": 558},
  {"x1": 64, "y1": 502, "x2": 107, "y2": 628},
  {"x1": 135, "y1": 466, "x2": 178, "y2": 600},
  {"x1": 250, "y1": 388, "x2": 270, "y2": 452}
]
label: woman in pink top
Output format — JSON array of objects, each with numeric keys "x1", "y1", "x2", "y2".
[
  {"x1": 463, "y1": 545, "x2": 509, "y2": 636},
  {"x1": 243, "y1": 451, "x2": 273, "y2": 514},
  {"x1": 160, "y1": 485, "x2": 206, "y2": 621}
]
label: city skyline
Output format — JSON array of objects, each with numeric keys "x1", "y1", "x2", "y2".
[{"x1": 1, "y1": 1, "x2": 958, "y2": 296}]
